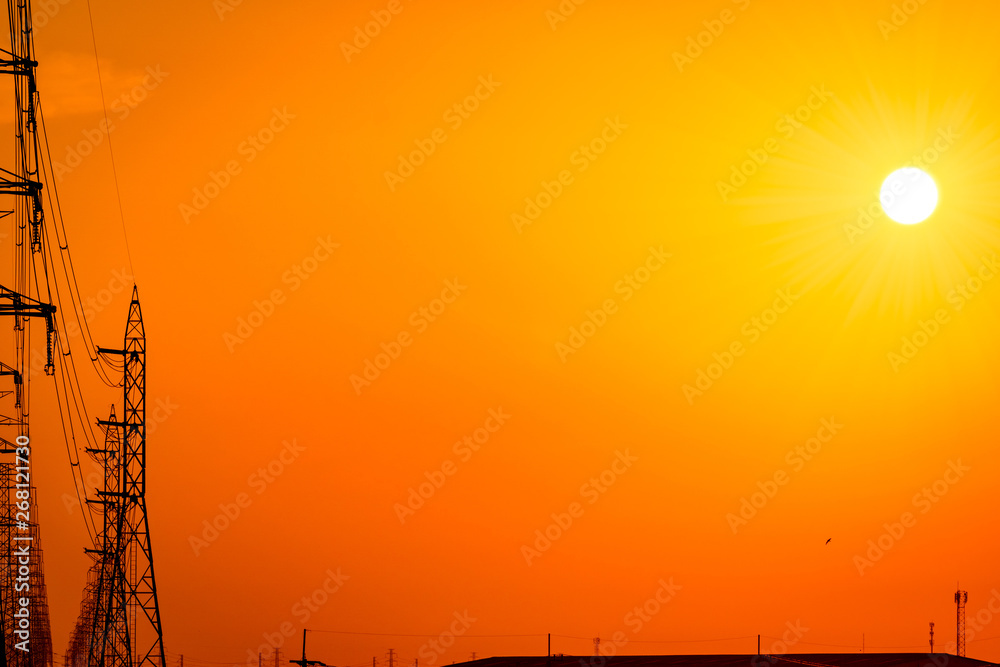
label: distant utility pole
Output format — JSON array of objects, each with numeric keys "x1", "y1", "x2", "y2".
[
  {"x1": 291, "y1": 630, "x2": 328, "y2": 667},
  {"x1": 593, "y1": 639, "x2": 600, "y2": 657},
  {"x1": 929, "y1": 622, "x2": 935, "y2": 654},
  {"x1": 956, "y1": 590, "x2": 969, "y2": 657},
  {"x1": 388, "y1": 648, "x2": 396, "y2": 667}
]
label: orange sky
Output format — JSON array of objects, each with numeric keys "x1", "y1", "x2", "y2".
[{"x1": 14, "y1": 1, "x2": 1000, "y2": 666}]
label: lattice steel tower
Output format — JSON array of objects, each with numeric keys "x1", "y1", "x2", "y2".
[
  {"x1": 67, "y1": 406, "x2": 129, "y2": 667},
  {"x1": 0, "y1": 2, "x2": 56, "y2": 667},
  {"x1": 69, "y1": 289, "x2": 165, "y2": 667},
  {"x1": 955, "y1": 589, "x2": 968, "y2": 657}
]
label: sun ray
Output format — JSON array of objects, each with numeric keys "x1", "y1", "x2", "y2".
[{"x1": 726, "y1": 85, "x2": 1000, "y2": 322}]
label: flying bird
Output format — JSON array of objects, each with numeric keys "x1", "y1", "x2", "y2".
[{"x1": 825, "y1": 538, "x2": 832, "y2": 545}]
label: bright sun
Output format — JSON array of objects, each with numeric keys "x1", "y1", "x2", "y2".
[{"x1": 880, "y1": 167, "x2": 939, "y2": 225}]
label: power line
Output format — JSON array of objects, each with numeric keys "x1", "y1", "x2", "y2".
[
  {"x1": 164, "y1": 653, "x2": 239, "y2": 666},
  {"x1": 160, "y1": 630, "x2": 1000, "y2": 667},
  {"x1": 83, "y1": 0, "x2": 136, "y2": 280},
  {"x1": 310, "y1": 631, "x2": 541, "y2": 639},
  {"x1": 38, "y1": 100, "x2": 126, "y2": 386},
  {"x1": 553, "y1": 634, "x2": 757, "y2": 644}
]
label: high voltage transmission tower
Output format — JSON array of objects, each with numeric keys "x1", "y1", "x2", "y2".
[
  {"x1": 0, "y1": 3, "x2": 164, "y2": 667},
  {"x1": 0, "y1": 1, "x2": 56, "y2": 666},
  {"x1": 66, "y1": 407, "x2": 128, "y2": 667},
  {"x1": 68, "y1": 289, "x2": 166, "y2": 667}
]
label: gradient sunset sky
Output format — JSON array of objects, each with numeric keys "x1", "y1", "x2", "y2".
[{"x1": 21, "y1": 1, "x2": 1000, "y2": 666}]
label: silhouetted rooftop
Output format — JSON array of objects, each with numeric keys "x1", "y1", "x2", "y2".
[{"x1": 452, "y1": 655, "x2": 997, "y2": 667}]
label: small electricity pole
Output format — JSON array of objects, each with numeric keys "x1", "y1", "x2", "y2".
[{"x1": 291, "y1": 630, "x2": 329, "y2": 667}]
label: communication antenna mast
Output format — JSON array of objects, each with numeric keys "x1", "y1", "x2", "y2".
[{"x1": 955, "y1": 589, "x2": 968, "y2": 657}]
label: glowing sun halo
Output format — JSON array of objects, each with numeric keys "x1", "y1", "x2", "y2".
[{"x1": 880, "y1": 167, "x2": 939, "y2": 225}]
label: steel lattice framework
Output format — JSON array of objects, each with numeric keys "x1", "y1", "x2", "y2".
[
  {"x1": 67, "y1": 406, "x2": 130, "y2": 667},
  {"x1": 0, "y1": 1, "x2": 55, "y2": 666},
  {"x1": 0, "y1": 4, "x2": 164, "y2": 667},
  {"x1": 68, "y1": 290, "x2": 165, "y2": 667},
  {"x1": 955, "y1": 590, "x2": 968, "y2": 658}
]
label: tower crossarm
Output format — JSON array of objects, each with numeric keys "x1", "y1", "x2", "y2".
[
  {"x1": 0, "y1": 286, "x2": 56, "y2": 374},
  {"x1": 0, "y1": 286, "x2": 55, "y2": 316},
  {"x1": 0, "y1": 53, "x2": 38, "y2": 74}
]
